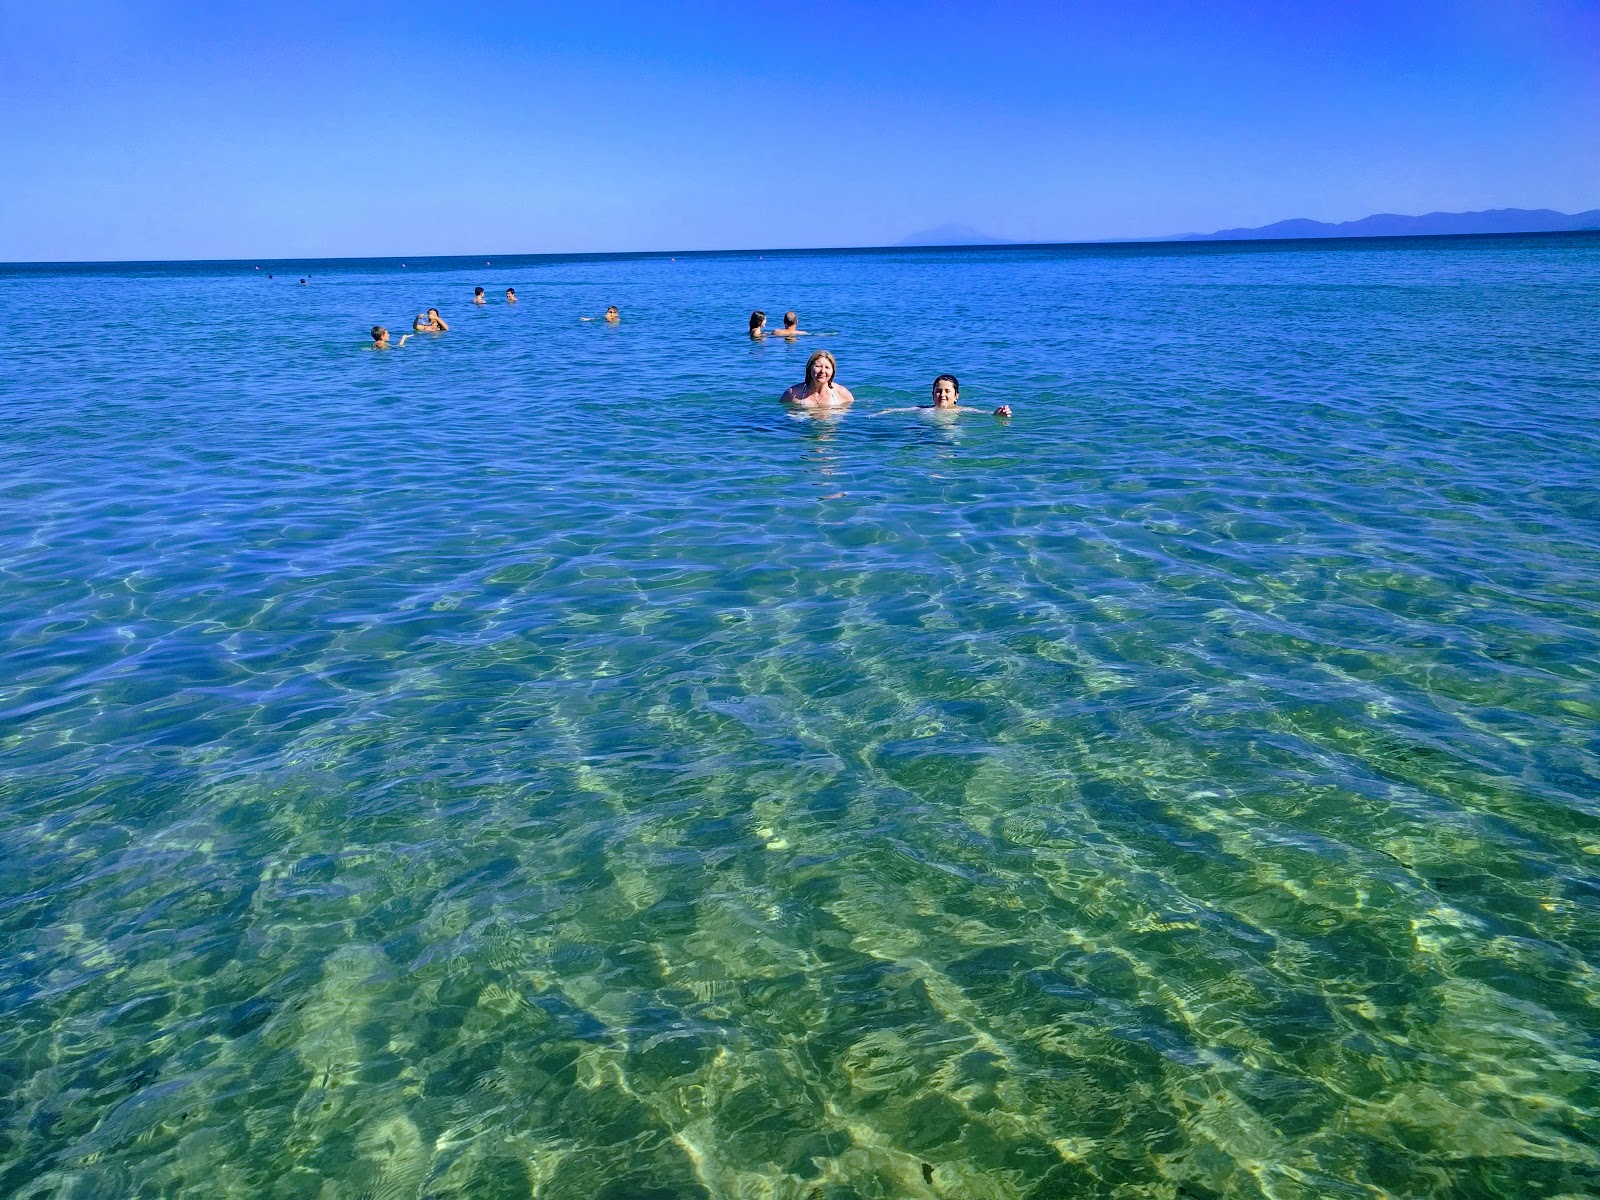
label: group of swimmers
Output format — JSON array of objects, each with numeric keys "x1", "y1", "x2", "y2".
[
  {"x1": 370, "y1": 289, "x2": 618, "y2": 348},
  {"x1": 370, "y1": 292, "x2": 1009, "y2": 417}
]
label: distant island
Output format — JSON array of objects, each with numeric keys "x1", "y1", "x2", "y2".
[
  {"x1": 897, "y1": 208, "x2": 1599, "y2": 248},
  {"x1": 896, "y1": 224, "x2": 1013, "y2": 247},
  {"x1": 1153, "y1": 207, "x2": 1600, "y2": 242}
]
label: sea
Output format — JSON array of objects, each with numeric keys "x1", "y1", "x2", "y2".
[{"x1": 2, "y1": 234, "x2": 1598, "y2": 1199}]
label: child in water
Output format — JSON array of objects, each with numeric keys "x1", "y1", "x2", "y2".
[{"x1": 371, "y1": 326, "x2": 410, "y2": 349}]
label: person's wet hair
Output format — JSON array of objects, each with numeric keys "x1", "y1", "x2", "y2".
[
  {"x1": 475, "y1": 287, "x2": 485, "y2": 295},
  {"x1": 371, "y1": 326, "x2": 386, "y2": 340},
  {"x1": 934, "y1": 374, "x2": 960, "y2": 395},
  {"x1": 782, "y1": 311, "x2": 798, "y2": 327},
  {"x1": 749, "y1": 310, "x2": 765, "y2": 333}
]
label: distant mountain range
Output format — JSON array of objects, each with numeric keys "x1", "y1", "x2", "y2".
[
  {"x1": 897, "y1": 208, "x2": 1600, "y2": 248},
  {"x1": 1163, "y1": 207, "x2": 1600, "y2": 241}
]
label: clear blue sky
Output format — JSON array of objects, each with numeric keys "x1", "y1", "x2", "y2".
[{"x1": 1, "y1": 1, "x2": 1595, "y2": 260}]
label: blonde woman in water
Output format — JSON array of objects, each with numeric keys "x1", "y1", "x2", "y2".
[{"x1": 780, "y1": 349, "x2": 853, "y2": 410}]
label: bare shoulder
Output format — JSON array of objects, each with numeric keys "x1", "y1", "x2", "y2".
[{"x1": 834, "y1": 384, "x2": 856, "y2": 402}]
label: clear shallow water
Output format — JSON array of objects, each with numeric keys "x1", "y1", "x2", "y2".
[{"x1": 2, "y1": 235, "x2": 1598, "y2": 1199}]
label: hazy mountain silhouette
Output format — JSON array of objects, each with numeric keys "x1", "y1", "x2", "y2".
[
  {"x1": 1164, "y1": 208, "x2": 1600, "y2": 242},
  {"x1": 896, "y1": 223, "x2": 1013, "y2": 246}
]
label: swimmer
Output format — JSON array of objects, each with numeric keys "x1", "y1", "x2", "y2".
[
  {"x1": 876, "y1": 374, "x2": 1011, "y2": 418},
  {"x1": 506, "y1": 288, "x2": 517, "y2": 304},
  {"x1": 780, "y1": 349, "x2": 854, "y2": 410},
  {"x1": 412, "y1": 308, "x2": 449, "y2": 332},
  {"x1": 772, "y1": 310, "x2": 807, "y2": 338},
  {"x1": 473, "y1": 286, "x2": 487, "y2": 305},
  {"x1": 582, "y1": 305, "x2": 621, "y2": 324},
  {"x1": 749, "y1": 310, "x2": 767, "y2": 339},
  {"x1": 371, "y1": 326, "x2": 410, "y2": 349}
]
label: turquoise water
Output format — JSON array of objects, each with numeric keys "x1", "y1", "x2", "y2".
[{"x1": 2, "y1": 235, "x2": 1598, "y2": 1199}]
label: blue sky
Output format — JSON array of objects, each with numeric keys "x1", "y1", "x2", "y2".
[{"x1": 1, "y1": 1, "x2": 1595, "y2": 260}]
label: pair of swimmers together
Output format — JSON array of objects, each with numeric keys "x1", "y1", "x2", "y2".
[
  {"x1": 370, "y1": 308, "x2": 447, "y2": 346},
  {"x1": 781, "y1": 350, "x2": 1012, "y2": 417},
  {"x1": 749, "y1": 311, "x2": 805, "y2": 339}
]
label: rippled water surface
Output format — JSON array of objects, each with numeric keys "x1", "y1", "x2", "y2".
[{"x1": 3, "y1": 236, "x2": 1599, "y2": 1199}]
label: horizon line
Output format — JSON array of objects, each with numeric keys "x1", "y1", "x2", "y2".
[{"x1": 3, "y1": 226, "x2": 1597, "y2": 270}]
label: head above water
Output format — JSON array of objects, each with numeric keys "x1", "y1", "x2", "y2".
[
  {"x1": 749, "y1": 310, "x2": 766, "y2": 333},
  {"x1": 474, "y1": 286, "x2": 485, "y2": 296},
  {"x1": 932, "y1": 374, "x2": 960, "y2": 406},
  {"x1": 804, "y1": 349, "x2": 837, "y2": 389},
  {"x1": 782, "y1": 311, "x2": 798, "y2": 328},
  {"x1": 371, "y1": 326, "x2": 387, "y2": 341},
  {"x1": 428, "y1": 308, "x2": 440, "y2": 318},
  {"x1": 506, "y1": 288, "x2": 516, "y2": 297}
]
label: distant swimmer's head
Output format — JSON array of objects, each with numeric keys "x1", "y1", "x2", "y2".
[
  {"x1": 605, "y1": 305, "x2": 619, "y2": 322},
  {"x1": 782, "y1": 311, "x2": 798, "y2": 329},
  {"x1": 428, "y1": 308, "x2": 441, "y2": 319},
  {"x1": 805, "y1": 349, "x2": 837, "y2": 390},
  {"x1": 931, "y1": 374, "x2": 960, "y2": 407},
  {"x1": 475, "y1": 287, "x2": 485, "y2": 295},
  {"x1": 506, "y1": 288, "x2": 516, "y2": 300},
  {"x1": 372, "y1": 325, "x2": 388, "y2": 343},
  {"x1": 749, "y1": 310, "x2": 766, "y2": 336}
]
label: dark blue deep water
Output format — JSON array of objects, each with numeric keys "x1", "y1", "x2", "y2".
[{"x1": 3, "y1": 235, "x2": 1599, "y2": 1199}]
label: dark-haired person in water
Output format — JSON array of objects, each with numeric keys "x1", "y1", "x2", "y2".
[
  {"x1": 473, "y1": 287, "x2": 487, "y2": 305},
  {"x1": 780, "y1": 350, "x2": 853, "y2": 411},
  {"x1": 772, "y1": 310, "x2": 807, "y2": 338},
  {"x1": 413, "y1": 309, "x2": 449, "y2": 332},
  {"x1": 749, "y1": 310, "x2": 767, "y2": 339},
  {"x1": 582, "y1": 305, "x2": 621, "y2": 324},
  {"x1": 371, "y1": 326, "x2": 410, "y2": 349},
  {"x1": 876, "y1": 374, "x2": 1011, "y2": 418},
  {"x1": 506, "y1": 288, "x2": 517, "y2": 304}
]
